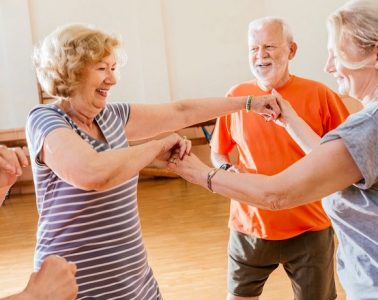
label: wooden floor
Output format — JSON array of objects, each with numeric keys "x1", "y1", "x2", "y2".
[{"x1": 0, "y1": 178, "x2": 346, "y2": 299}]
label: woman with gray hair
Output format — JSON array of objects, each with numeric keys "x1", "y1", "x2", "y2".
[
  {"x1": 27, "y1": 24, "x2": 279, "y2": 299},
  {"x1": 170, "y1": 0, "x2": 378, "y2": 298}
]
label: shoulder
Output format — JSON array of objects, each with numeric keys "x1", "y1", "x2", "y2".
[
  {"x1": 291, "y1": 75, "x2": 344, "y2": 107},
  {"x1": 102, "y1": 102, "x2": 130, "y2": 125},
  {"x1": 291, "y1": 75, "x2": 335, "y2": 93},
  {"x1": 324, "y1": 103, "x2": 378, "y2": 139},
  {"x1": 27, "y1": 104, "x2": 65, "y2": 125},
  {"x1": 28, "y1": 103, "x2": 60, "y2": 116}
]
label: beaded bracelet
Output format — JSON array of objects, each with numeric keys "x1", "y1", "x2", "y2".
[{"x1": 246, "y1": 95, "x2": 253, "y2": 112}]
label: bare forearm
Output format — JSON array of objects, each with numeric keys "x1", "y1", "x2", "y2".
[
  {"x1": 171, "y1": 97, "x2": 247, "y2": 129},
  {"x1": 285, "y1": 116, "x2": 321, "y2": 154},
  {"x1": 204, "y1": 140, "x2": 362, "y2": 210},
  {"x1": 51, "y1": 140, "x2": 164, "y2": 191},
  {"x1": 206, "y1": 170, "x2": 279, "y2": 209},
  {"x1": 127, "y1": 97, "x2": 247, "y2": 140},
  {"x1": 83, "y1": 140, "x2": 164, "y2": 190}
]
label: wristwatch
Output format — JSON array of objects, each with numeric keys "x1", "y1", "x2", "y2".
[{"x1": 219, "y1": 163, "x2": 232, "y2": 171}]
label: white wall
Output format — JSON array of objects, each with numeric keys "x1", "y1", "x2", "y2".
[
  {"x1": 0, "y1": 0, "x2": 350, "y2": 129},
  {"x1": 161, "y1": 0, "x2": 264, "y2": 98},
  {"x1": 28, "y1": 0, "x2": 171, "y2": 104},
  {"x1": 264, "y1": 0, "x2": 349, "y2": 90},
  {"x1": 0, "y1": 0, "x2": 38, "y2": 129}
]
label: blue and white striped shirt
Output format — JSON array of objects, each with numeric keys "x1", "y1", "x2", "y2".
[{"x1": 26, "y1": 103, "x2": 162, "y2": 299}]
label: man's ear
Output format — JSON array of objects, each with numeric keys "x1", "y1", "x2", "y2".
[
  {"x1": 288, "y1": 42, "x2": 298, "y2": 60},
  {"x1": 375, "y1": 44, "x2": 378, "y2": 68}
]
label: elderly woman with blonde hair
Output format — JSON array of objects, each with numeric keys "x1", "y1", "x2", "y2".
[
  {"x1": 27, "y1": 24, "x2": 279, "y2": 299},
  {"x1": 170, "y1": 0, "x2": 378, "y2": 298}
]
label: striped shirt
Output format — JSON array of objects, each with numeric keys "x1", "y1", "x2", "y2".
[{"x1": 26, "y1": 103, "x2": 162, "y2": 299}]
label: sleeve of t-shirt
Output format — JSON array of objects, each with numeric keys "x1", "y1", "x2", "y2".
[
  {"x1": 107, "y1": 102, "x2": 131, "y2": 127},
  {"x1": 210, "y1": 114, "x2": 235, "y2": 154},
  {"x1": 26, "y1": 106, "x2": 71, "y2": 166},
  {"x1": 321, "y1": 106, "x2": 378, "y2": 189},
  {"x1": 321, "y1": 88, "x2": 349, "y2": 133}
]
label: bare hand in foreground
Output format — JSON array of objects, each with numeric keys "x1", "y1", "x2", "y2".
[
  {"x1": 252, "y1": 94, "x2": 281, "y2": 121},
  {"x1": 153, "y1": 134, "x2": 192, "y2": 168},
  {"x1": 167, "y1": 152, "x2": 210, "y2": 186},
  {"x1": 21, "y1": 255, "x2": 78, "y2": 300},
  {"x1": 0, "y1": 146, "x2": 29, "y2": 188}
]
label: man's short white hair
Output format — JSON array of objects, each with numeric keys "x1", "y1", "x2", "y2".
[{"x1": 248, "y1": 17, "x2": 294, "y2": 43}]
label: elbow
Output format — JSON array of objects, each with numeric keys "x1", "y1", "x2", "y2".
[
  {"x1": 264, "y1": 191, "x2": 292, "y2": 211},
  {"x1": 68, "y1": 172, "x2": 108, "y2": 192},
  {"x1": 66, "y1": 163, "x2": 112, "y2": 192},
  {"x1": 79, "y1": 176, "x2": 110, "y2": 192}
]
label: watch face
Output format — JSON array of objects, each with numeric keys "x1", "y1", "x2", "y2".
[{"x1": 221, "y1": 163, "x2": 232, "y2": 170}]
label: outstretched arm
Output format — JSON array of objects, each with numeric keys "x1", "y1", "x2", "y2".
[
  {"x1": 42, "y1": 129, "x2": 190, "y2": 191},
  {"x1": 273, "y1": 91, "x2": 321, "y2": 154},
  {"x1": 126, "y1": 95, "x2": 280, "y2": 140},
  {"x1": 169, "y1": 138, "x2": 362, "y2": 210}
]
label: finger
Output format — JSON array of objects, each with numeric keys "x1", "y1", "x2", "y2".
[
  {"x1": 260, "y1": 113, "x2": 273, "y2": 122},
  {"x1": 13, "y1": 147, "x2": 29, "y2": 167},
  {"x1": 185, "y1": 139, "x2": 192, "y2": 155},
  {"x1": 178, "y1": 138, "x2": 187, "y2": 159},
  {"x1": 68, "y1": 261, "x2": 77, "y2": 275},
  {"x1": 11, "y1": 149, "x2": 26, "y2": 176}
]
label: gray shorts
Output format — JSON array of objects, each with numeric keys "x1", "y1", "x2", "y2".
[{"x1": 228, "y1": 227, "x2": 336, "y2": 300}]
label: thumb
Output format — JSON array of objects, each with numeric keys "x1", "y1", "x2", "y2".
[{"x1": 271, "y1": 88, "x2": 279, "y2": 96}]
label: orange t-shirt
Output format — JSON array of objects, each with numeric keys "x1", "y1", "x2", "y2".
[{"x1": 210, "y1": 75, "x2": 349, "y2": 240}]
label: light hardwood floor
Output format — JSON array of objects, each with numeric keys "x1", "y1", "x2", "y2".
[{"x1": 0, "y1": 178, "x2": 346, "y2": 299}]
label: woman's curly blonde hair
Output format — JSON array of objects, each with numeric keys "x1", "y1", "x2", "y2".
[{"x1": 33, "y1": 24, "x2": 126, "y2": 99}]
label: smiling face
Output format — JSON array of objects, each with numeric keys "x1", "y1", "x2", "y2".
[
  {"x1": 324, "y1": 33, "x2": 377, "y2": 100},
  {"x1": 248, "y1": 21, "x2": 297, "y2": 91},
  {"x1": 71, "y1": 54, "x2": 118, "y2": 112}
]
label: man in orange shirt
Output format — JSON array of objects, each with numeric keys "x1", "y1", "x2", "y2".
[{"x1": 210, "y1": 17, "x2": 349, "y2": 300}]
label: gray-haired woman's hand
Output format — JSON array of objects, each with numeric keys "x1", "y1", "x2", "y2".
[
  {"x1": 154, "y1": 134, "x2": 192, "y2": 168},
  {"x1": 168, "y1": 152, "x2": 210, "y2": 186}
]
